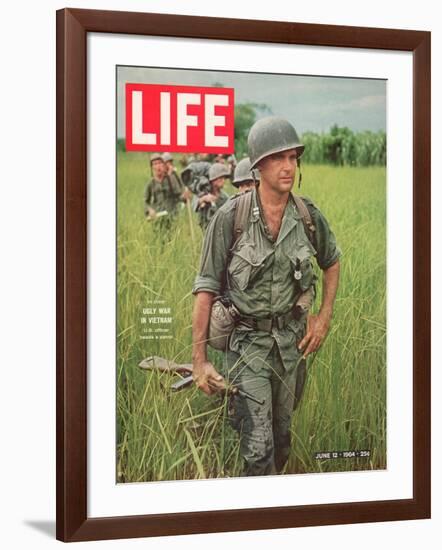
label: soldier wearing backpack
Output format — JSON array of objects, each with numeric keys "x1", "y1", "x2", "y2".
[
  {"x1": 144, "y1": 153, "x2": 184, "y2": 219},
  {"x1": 232, "y1": 157, "x2": 257, "y2": 194},
  {"x1": 194, "y1": 163, "x2": 231, "y2": 230},
  {"x1": 191, "y1": 117, "x2": 341, "y2": 476}
]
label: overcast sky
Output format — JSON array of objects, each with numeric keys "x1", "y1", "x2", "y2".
[{"x1": 117, "y1": 66, "x2": 386, "y2": 138}]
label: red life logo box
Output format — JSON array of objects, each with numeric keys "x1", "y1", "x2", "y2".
[{"x1": 125, "y1": 83, "x2": 234, "y2": 153}]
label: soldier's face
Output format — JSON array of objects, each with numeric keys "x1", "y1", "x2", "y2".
[
  {"x1": 238, "y1": 181, "x2": 255, "y2": 193},
  {"x1": 212, "y1": 177, "x2": 225, "y2": 191},
  {"x1": 258, "y1": 149, "x2": 297, "y2": 195},
  {"x1": 151, "y1": 160, "x2": 165, "y2": 179}
]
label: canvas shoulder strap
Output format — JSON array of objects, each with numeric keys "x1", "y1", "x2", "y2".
[
  {"x1": 293, "y1": 194, "x2": 316, "y2": 249},
  {"x1": 231, "y1": 190, "x2": 253, "y2": 251},
  {"x1": 219, "y1": 191, "x2": 253, "y2": 294},
  {"x1": 221, "y1": 192, "x2": 316, "y2": 294},
  {"x1": 230, "y1": 191, "x2": 315, "y2": 249}
]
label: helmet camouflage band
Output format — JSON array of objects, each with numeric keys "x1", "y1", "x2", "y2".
[
  {"x1": 233, "y1": 157, "x2": 255, "y2": 188},
  {"x1": 247, "y1": 116, "x2": 305, "y2": 169},
  {"x1": 150, "y1": 153, "x2": 164, "y2": 165},
  {"x1": 209, "y1": 162, "x2": 231, "y2": 182},
  {"x1": 162, "y1": 152, "x2": 173, "y2": 163}
]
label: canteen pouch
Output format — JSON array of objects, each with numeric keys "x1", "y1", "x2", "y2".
[{"x1": 208, "y1": 297, "x2": 240, "y2": 351}]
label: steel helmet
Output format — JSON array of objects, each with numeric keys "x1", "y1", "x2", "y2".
[
  {"x1": 247, "y1": 116, "x2": 304, "y2": 169},
  {"x1": 162, "y1": 152, "x2": 173, "y2": 163},
  {"x1": 232, "y1": 157, "x2": 255, "y2": 188},
  {"x1": 209, "y1": 162, "x2": 231, "y2": 182},
  {"x1": 150, "y1": 153, "x2": 164, "y2": 165}
]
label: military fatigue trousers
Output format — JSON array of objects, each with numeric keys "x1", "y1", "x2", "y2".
[{"x1": 222, "y1": 343, "x2": 307, "y2": 477}]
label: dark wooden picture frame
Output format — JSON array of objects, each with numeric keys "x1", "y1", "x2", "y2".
[{"x1": 56, "y1": 7, "x2": 431, "y2": 542}]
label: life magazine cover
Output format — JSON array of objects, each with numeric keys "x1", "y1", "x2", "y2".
[{"x1": 116, "y1": 66, "x2": 386, "y2": 482}]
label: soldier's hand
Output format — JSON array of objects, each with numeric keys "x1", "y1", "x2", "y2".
[
  {"x1": 192, "y1": 360, "x2": 226, "y2": 396},
  {"x1": 297, "y1": 313, "x2": 330, "y2": 358},
  {"x1": 182, "y1": 188, "x2": 192, "y2": 201},
  {"x1": 199, "y1": 194, "x2": 216, "y2": 206},
  {"x1": 147, "y1": 207, "x2": 157, "y2": 219}
]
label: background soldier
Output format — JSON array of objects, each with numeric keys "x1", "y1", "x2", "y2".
[
  {"x1": 227, "y1": 154, "x2": 237, "y2": 178},
  {"x1": 163, "y1": 152, "x2": 192, "y2": 203},
  {"x1": 194, "y1": 163, "x2": 231, "y2": 230},
  {"x1": 232, "y1": 157, "x2": 257, "y2": 194},
  {"x1": 144, "y1": 153, "x2": 186, "y2": 219},
  {"x1": 162, "y1": 152, "x2": 182, "y2": 189},
  {"x1": 191, "y1": 116, "x2": 341, "y2": 476}
]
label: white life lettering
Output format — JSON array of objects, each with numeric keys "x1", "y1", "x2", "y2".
[
  {"x1": 160, "y1": 92, "x2": 171, "y2": 145},
  {"x1": 205, "y1": 94, "x2": 229, "y2": 147},
  {"x1": 177, "y1": 93, "x2": 201, "y2": 146},
  {"x1": 132, "y1": 91, "x2": 157, "y2": 145}
]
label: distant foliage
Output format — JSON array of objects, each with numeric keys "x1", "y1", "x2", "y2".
[
  {"x1": 301, "y1": 125, "x2": 386, "y2": 166},
  {"x1": 118, "y1": 118, "x2": 386, "y2": 167}
]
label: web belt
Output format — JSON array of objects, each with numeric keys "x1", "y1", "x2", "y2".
[{"x1": 239, "y1": 310, "x2": 295, "y2": 332}]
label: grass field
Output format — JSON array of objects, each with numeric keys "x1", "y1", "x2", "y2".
[{"x1": 116, "y1": 151, "x2": 386, "y2": 482}]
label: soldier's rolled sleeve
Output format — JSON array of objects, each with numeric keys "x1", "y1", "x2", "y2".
[
  {"x1": 192, "y1": 275, "x2": 220, "y2": 294},
  {"x1": 305, "y1": 198, "x2": 342, "y2": 270},
  {"x1": 192, "y1": 205, "x2": 233, "y2": 295}
]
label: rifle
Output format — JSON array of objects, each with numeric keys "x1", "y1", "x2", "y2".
[
  {"x1": 138, "y1": 355, "x2": 264, "y2": 405},
  {"x1": 171, "y1": 373, "x2": 265, "y2": 406}
]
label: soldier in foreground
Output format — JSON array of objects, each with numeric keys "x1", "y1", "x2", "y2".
[
  {"x1": 191, "y1": 117, "x2": 341, "y2": 476},
  {"x1": 232, "y1": 157, "x2": 257, "y2": 194},
  {"x1": 143, "y1": 153, "x2": 184, "y2": 219}
]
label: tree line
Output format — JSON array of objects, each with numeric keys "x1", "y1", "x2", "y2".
[
  {"x1": 300, "y1": 124, "x2": 386, "y2": 166},
  {"x1": 118, "y1": 104, "x2": 386, "y2": 167}
]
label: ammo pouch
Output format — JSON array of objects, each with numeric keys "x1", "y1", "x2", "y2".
[{"x1": 208, "y1": 296, "x2": 240, "y2": 351}]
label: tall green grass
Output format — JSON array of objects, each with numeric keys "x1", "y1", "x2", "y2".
[{"x1": 117, "y1": 152, "x2": 386, "y2": 481}]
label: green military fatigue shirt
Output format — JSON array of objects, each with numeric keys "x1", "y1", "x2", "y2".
[
  {"x1": 168, "y1": 170, "x2": 184, "y2": 192},
  {"x1": 192, "y1": 187, "x2": 341, "y2": 371},
  {"x1": 144, "y1": 175, "x2": 183, "y2": 216},
  {"x1": 194, "y1": 189, "x2": 230, "y2": 231}
]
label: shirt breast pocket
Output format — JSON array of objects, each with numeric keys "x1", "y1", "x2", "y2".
[
  {"x1": 228, "y1": 244, "x2": 269, "y2": 291},
  {"x1": 287, "y1": 245, "x2": 316, "y2": 292}
]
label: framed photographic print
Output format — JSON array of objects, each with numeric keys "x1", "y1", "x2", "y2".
[{"x1": 56, "y1": 8, "x2": 431, "y2": 542}]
